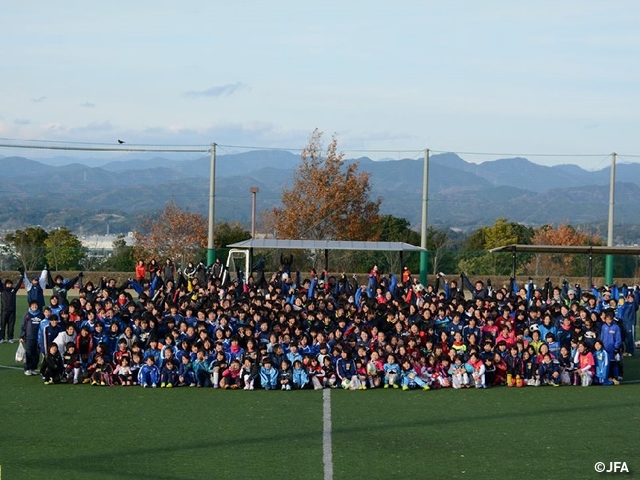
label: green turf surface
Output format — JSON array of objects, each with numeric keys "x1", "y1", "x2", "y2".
[
  {"x1": 0, "y1": 345, "x2": 323, "y2": 480},
  {"x1": 331, "y1": 375, "x2": 639, "y2": 480},
  {"x1": 1, "y1": 342, "x2": 638, "y2": 480},
  {"x1": 2, "y1": 297, "x2": 638, "y2": 479}
]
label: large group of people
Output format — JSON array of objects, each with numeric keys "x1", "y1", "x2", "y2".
[{"x1": 4, "y1": 257, "x2": 639, "y2": 391}]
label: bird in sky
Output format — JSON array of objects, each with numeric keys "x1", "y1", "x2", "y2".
[{"x1": 117, "y1": 139, "x2": 125, "y2": 144}]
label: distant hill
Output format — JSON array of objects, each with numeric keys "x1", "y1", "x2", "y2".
[{"x1": 0, "y1": 152, "x2": 638, "y2": 237}]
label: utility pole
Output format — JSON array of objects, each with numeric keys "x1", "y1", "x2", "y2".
[
  {"x1": 249, "y1": 186, "x2": 259, "y2": 275},
  {"x1": 250, "y1": 187, "x2": 259, "y2": 237},
  {"x1": 420, "y1": 148, "x2": 430, "y2": 285},
  {"x1": 207, "y1": 143, "x2": 216, "y2": 266},
  {"x1": 605, "y1": 152, "x2": 616, "y2": 285}
]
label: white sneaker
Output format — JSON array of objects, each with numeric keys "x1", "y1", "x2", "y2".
[
  {"x1": 0, "y1": 339, "x2": 4, "y2": 344},
  {"x1": 9, "y1": 339, "x2": 16, "y2": 344},
  {"x1": 30, "y1": 370, "x2": 40, "y2": 375},
  {"x1": 281, "y1": 385, "x2": 286, "y2": 390},
  {"x1": 24, "y1": 370, "x2": 33, "y2": 376},
  {"x1": 286, "y1": 385, "x2": 291, "y2": 390}
]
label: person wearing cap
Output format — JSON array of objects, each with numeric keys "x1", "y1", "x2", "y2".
[{"x1": 616, "y1": 287, "x2": 639, "y2": 356}]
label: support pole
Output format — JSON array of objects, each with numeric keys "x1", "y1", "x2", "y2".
[
  {"x1": 207, "y1": 143, "x2": 217, "y2": 266},
  {"x1": 512, "y1": 250, "x2": 517, "y2": 280},
  {"x1": 324, "y1": 249, "x2": 329, "y2": 272},
  {"x1": 605, "y1": 152, "x2": 616, "y2": 285},
  {"x1": 588, "y1": 250, "x2": 593, "y2": 289},
  {"x1": 419, "y1": 149, "x2": 430, "y2": 285}
]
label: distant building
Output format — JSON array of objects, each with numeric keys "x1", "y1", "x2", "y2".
[{"x1": 80, "y1": 233, "x2": 135, "y2": 259}]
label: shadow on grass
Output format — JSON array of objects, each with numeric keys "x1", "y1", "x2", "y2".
[{"x1": 8, "y1": 396, "x2": 637, "y2": 480}]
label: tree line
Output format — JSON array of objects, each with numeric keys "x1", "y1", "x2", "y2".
[{"x1": 1, "y1": 129, "x2": 637, "y2": 279}]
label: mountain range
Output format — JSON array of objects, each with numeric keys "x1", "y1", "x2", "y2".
[{"x1": 0, "y1": 151, "x2": 638, "y2": 240}]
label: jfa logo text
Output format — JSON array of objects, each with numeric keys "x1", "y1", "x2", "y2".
[{"x1": 595, "y1": 462, "x2": 629, "y2": 473}]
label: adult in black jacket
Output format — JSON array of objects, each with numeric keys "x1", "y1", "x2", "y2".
[{"x1": 0, "y1": 272, "x2": 23, "y2": 343}]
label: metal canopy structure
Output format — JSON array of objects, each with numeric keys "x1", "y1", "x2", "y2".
[
  {"x1": 227, "y1": 239, "x2": 425, "y2": 272},
  {"x1": 489, "y1": 244, "x2": 640, "y2": 284}
]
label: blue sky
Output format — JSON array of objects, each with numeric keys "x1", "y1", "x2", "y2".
[{"x1": 1, "y1": 1, "x2": 639, "y2": 169}]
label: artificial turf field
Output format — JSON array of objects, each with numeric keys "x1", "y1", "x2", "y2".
[{"x1": 0, "y1": 305, "x2": 638, "y2": 479}]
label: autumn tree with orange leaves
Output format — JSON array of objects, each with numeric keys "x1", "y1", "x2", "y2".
[
  {"x1": 269, "y1": 129, "x2": 381, "y2": 241},
  {"x1": 524, "y1": 223, "x2": 603, "y2": 277},
  {"x1": 134, "y1": 201, "x2": 208, "y2": 267}
]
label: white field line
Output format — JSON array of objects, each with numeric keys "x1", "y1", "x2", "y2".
[
  {"x1": 0, "y1": 364, "x2": 23, "y2": 371},
  {"x1": 323, "y1": 388, "x2": 333, "y2": 480}
]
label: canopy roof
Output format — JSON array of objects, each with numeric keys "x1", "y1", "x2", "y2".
[
  {"x1": 227, "y1": 239, "x2": 425, "y2": 252},
  {"x1": 489, "y1": 244, "x2": 640, "y2": 255}
]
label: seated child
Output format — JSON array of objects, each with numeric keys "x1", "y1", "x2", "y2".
[
  {"x1": 279, "y1": 359, "x2": 293, "y2": 390},
  {"x1": 161, "y1": 358, "x2": 178, "y2": 388},
  {"x1": 89, "y1": 354, "x2": 114, "y2": 386},
  {"x1": 448, "y1": 355, "x2": 470, "y2": 389},
  {"x1": 292, "y1": 359, "x2": 309, "y2": 389},
  {"x1": 138, "y1": 356, "x2": 160, "y2": 388},
  {"x1": 321, "y1": 356, "x2": 337, "y2": 388},
  {"x1": 466, "y1": 352, "x2": 486, "y2": 389},
  {"x1": 62, "y1": 341, "x2": 82, "y2": 384},
  {"x1": 220, "y1": 359, "x2": 242, "y2": 389},
  {"x1": 383, "y1": 354, "x2": 400, "y2": 389},
  {"x1": 576, "y1": 342, "x2": 595, "y2": 387},
  {"x1": 537, "y1": 353, "x2": 560, "y2": 386},
  {"x1": 260, "y1": 357, "x2": 279, "y2": 390},
  {"x1": 177, "y1": 354, "x2": 196, "y2": 387},
  {"x1": 130, "y1": 352, "x2": 143, "y2": 385},
  {"x1": 400, "y1": 359, "x2": 430, "y2": 391},
  {"x1": 114, "y1": 357, "x2": 133, "y2": 386},
  {"x1": 41, "y1": 343, "x2": 64, "y2": 385}
]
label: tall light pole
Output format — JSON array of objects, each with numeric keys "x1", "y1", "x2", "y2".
[
  {"x1": 250, "y1": 187, "x2": 259, "y2": 237},
  {"x1": 605, "y1": 152, "x2": 616, "y2": 285},
  {"x1": 419, "y1": 149, "x2": 430, "y2": 285},
  {"x1": 207, "y1": 143, "x2": 216, "y2": 266}
]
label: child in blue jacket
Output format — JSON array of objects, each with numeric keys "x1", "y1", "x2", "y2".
[
  {"x1": 177, "y1": 355, "x2": 195, "y2": 386},
  {"x1": 138, "y1": 356, "x2": 160, "y2": 388},
  {"x1": 400, "y1": 359, "x2": 430, "y2": 391},
  {"x1": 260, "y1": 357, "x2": 279, "y2": 389},
  {"x1": 292, "y1": 359, "x2": 309, "y2": 389},
  {"x1": 383, "y1": 354, "x2": 401, "y2": 389},
  {"x1": 593, "y1": 340, "x2": 612, "y2": 385},
  {"x1": 537, "y1": 353, "x2": 560, "y2": 386}
]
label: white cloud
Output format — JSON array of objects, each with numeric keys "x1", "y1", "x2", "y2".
[{"x1": 182, "y1": 82, "x2": 249, "y2": 99}]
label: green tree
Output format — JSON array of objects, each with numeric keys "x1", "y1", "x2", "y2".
[
  {"x1": 215, "y1": 222, "x2": 252, "y2": 249},
  {"x1": 44, "y1": 227, "x2": 87, "y2": 270},
  {"x1": 101, "y1": 235, "x2": 135, "y2": 272},
  {"x1": 4, "y1": 226, "x2": 49, "y2": 270},
  {"x1": 459, "y1": 218, "x2": 533, "y2": 275},
  {"x1": 369, "y1": 215, "x2": 421, "y2": 273}
]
